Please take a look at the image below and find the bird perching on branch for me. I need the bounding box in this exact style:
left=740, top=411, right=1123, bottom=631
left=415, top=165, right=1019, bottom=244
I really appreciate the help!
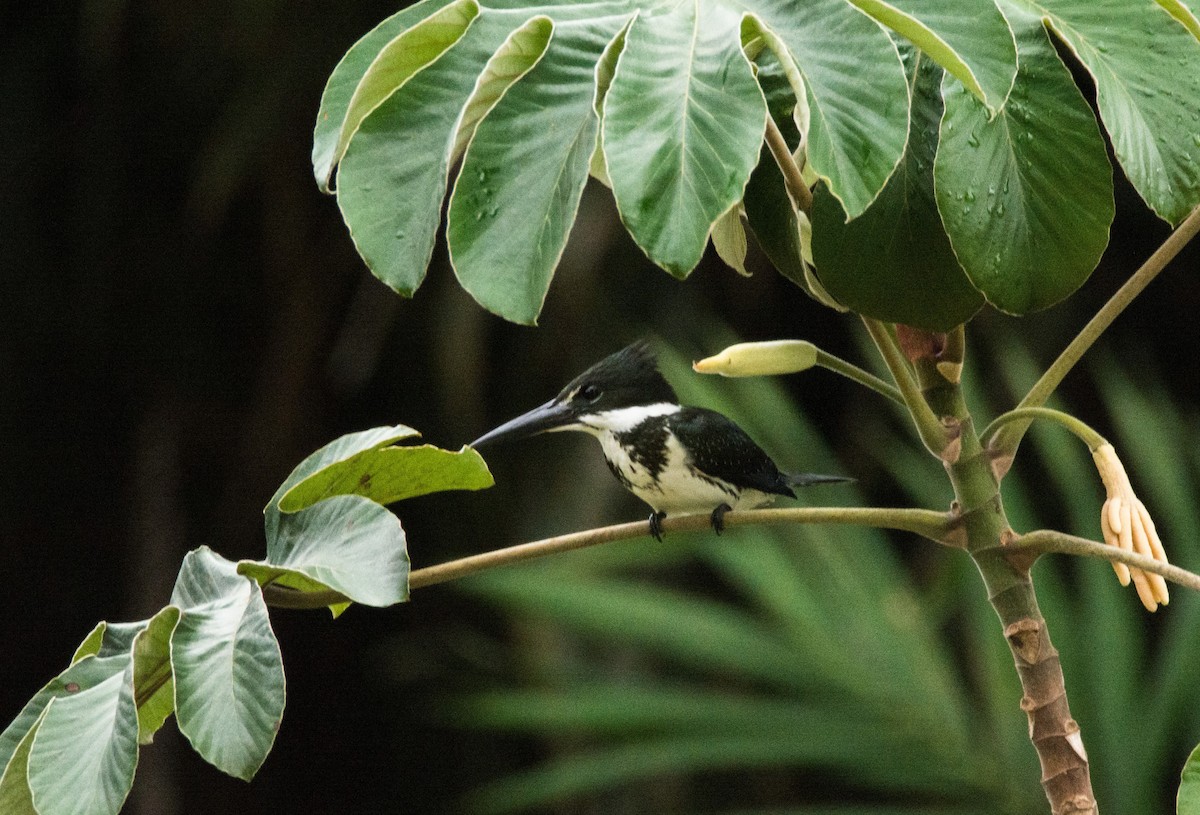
left=472, top=342, right=851, bottom=540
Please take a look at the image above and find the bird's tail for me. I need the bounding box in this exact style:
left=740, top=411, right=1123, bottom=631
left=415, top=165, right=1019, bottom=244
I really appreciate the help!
left=786, top=472, right=855, bottom=488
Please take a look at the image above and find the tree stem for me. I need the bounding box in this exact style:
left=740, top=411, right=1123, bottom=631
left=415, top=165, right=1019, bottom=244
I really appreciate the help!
left=907, top=349, right=1097, bottom=814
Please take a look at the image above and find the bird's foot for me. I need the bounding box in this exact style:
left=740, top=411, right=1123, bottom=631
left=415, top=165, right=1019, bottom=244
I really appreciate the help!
left=710, top=503, right=733, bottom=535
left=649, top=511, right=667, bottom=542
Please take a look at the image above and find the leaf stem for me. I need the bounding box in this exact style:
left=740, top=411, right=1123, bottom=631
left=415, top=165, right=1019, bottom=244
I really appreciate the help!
left=764, top=115, right=812, bottom=215
left=814, top=347, right=904, bottom=405
left=980, top=406, right=1107, bottom=452
left=993, top=203, right=1200, bottom=459
left=860, top=317, right=952, bottom=459
left=1015, top=529, right=1200, bottom=593
left=260, top=506, right=956, bottom=609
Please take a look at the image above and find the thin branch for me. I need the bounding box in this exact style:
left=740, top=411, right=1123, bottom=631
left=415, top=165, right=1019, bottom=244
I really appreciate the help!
left=980, top=406, right=1107, bottom=452
left=814, top=347, right=904, bottom=405
left=993, top=203, right=1200, bottom=457
left=261, top=506, right=956, bottom=609
left=1015, top=529, right=1200, bottom=594
left=411, top=506, right=956, bottom=589
left=764, top=116, right=813, bottom=215
left=860, top=317, right=952, bottom=460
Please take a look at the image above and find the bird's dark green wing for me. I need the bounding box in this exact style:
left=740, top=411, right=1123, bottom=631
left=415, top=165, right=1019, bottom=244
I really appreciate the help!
left=667, top=408, right=795, bottom=498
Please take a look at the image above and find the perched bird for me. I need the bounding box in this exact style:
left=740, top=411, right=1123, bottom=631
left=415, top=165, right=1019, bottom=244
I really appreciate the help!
left=471, top=341, right=851, bottom=540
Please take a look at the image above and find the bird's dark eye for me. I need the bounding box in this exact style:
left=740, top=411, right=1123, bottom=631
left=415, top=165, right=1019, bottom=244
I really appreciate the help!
left=579, top=384, right=602, bottom=402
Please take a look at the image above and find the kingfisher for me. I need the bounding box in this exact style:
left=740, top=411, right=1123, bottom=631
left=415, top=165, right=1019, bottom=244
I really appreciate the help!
left=471, top=341, right=851, bottom=540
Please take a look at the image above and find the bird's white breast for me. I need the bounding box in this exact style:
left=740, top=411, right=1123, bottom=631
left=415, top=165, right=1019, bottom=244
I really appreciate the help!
left=599, top=429, right=776, bottom=515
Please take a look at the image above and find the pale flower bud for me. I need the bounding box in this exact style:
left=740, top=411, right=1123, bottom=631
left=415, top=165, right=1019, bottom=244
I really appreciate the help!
left=693, top=341, right=819, bottom=377
left=1093, top=443, right=1170, bottom=612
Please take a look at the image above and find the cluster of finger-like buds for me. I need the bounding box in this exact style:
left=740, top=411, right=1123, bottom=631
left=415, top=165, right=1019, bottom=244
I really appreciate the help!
left=1093, top=442, right=1170, bottom=611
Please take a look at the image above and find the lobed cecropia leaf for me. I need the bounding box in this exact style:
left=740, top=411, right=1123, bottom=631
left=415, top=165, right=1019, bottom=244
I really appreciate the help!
left=254, top=426, right=491, bottom=613
left=0, top=656, right=140, bottom=815
left=244, top=495, right=411, bottom=610
left=320, top=0, right=481, bottom=192
left=935, top=0, right=1114, bottom=315
left=602, top=1, right=768, bottom=278
left=170, top=547, right=286, bottom=781
left=68, top=612, right=183, bottom=746
left=449, top=15, right=621, bottom=321
left=845, top=0, right=1017, bottom=112
left=325, top=0, right=1043, bottom=323
left=811, top=47, right=984, bottom=330
left=319, top=0, right=1200, bottom=326
left=313, top=0, right=461, bottom=192
left=336, top=13, right=541, bottom=299
left=26, top=655, right=139, bottom=815
left=1013, top=0, right=1200, bottom=226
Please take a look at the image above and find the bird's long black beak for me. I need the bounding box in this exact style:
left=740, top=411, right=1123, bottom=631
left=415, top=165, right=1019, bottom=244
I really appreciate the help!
left=471, top=399, right=579, bottom=449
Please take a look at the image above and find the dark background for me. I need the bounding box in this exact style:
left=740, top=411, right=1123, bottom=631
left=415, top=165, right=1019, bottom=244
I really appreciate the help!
left=3, top=2, right=1199, bottom=813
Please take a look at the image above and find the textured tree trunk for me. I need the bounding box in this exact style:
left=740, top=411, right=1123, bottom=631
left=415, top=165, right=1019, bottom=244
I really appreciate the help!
left=916, top=353, right=1097, bottom=814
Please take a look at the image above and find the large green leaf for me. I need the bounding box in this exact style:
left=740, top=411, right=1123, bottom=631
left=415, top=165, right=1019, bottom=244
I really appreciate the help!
left=336, top=12, right=547, bottom=297
left=27, top=655, right=138, bottom=815
left=312, top=0, right=459, bottom=191
left=276, top=440, right=491, bottom=513
left=268, top=425, right=419, bottom=507
left=322, top=0, right=1195, bottom=325
left=1017, top=0, right=1200, bottom=225
left=326, top=0, right=911, bottom=321
left=170, top=547, right=285, bottom=781
left=1, top=655, right=142, bottom=815
left=243, top=495, right=410, bottom=608
left=847, top=0, right=1016, bottom=110
left=603, top=0, right=766, bottom=276
left=70, top=622, right=108, bottom=664
left=1158, top=0, right=1200, bottom=40
left=74, top=611, right=183, bottom=747
left=811, top=47, right=983, bottom=330
left=254, top=427, right=488, bottom=611
left=324, top=0, right=480, bottom=186
left=935, top=1, right=1113, bottom=314
left=449, top=16, right=622, bottom=321
left=748, top=0, right=909, bottom=218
